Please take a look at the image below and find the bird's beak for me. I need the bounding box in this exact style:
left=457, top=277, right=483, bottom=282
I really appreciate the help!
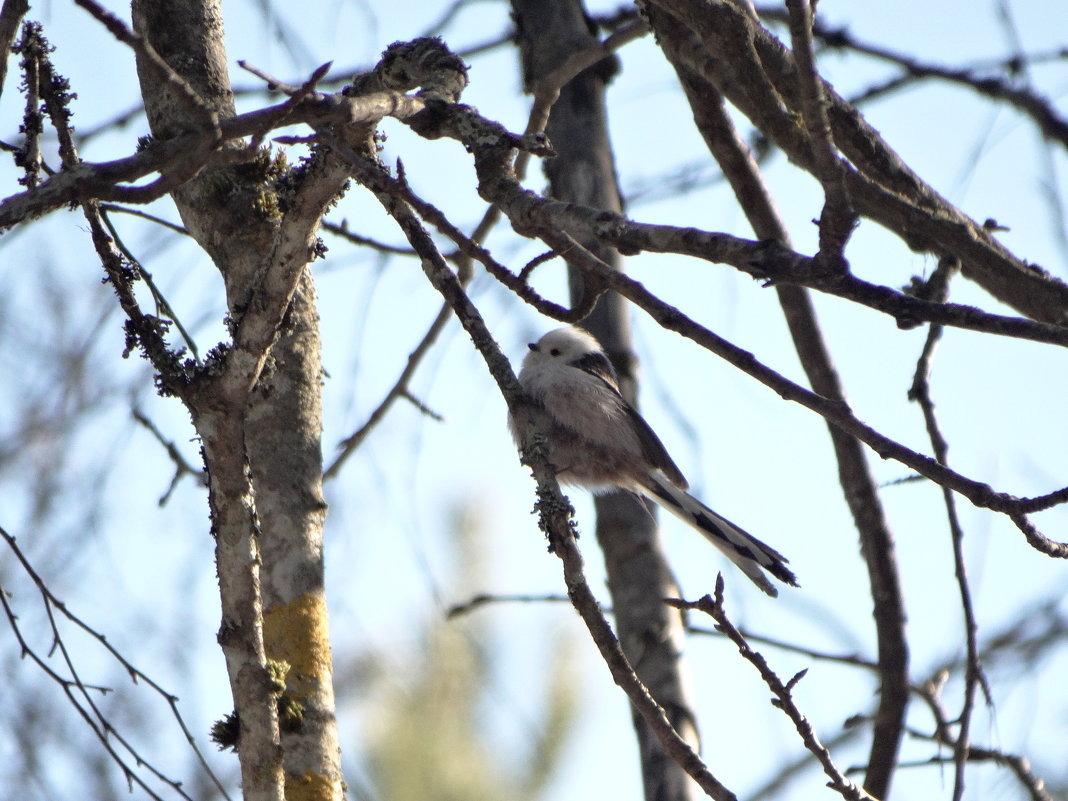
left=527, top=343, right=538, bottom=352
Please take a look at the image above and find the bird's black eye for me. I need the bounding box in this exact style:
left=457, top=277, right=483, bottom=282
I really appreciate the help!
left=549, top=347, right=561, bottom=357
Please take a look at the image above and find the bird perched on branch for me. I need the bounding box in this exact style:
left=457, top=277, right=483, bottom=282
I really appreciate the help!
left=510, top=326, right=797, bottom=597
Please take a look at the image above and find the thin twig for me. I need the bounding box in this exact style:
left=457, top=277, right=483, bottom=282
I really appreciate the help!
left=455, top=15, right=649, bottom=261
left=241, top=60, right=333, bottom=151
left=907, top=255, right=992, bottom=801
left=906, top=679, right=1053, bottom=801
left=74, top=0, right=219, bottom=134
left=324, top=302, right=452, bottom=479
left=325, top=142, right=596, bottom=323
left=445, top=592, right=571, bottom=619
left=132, top=408, right=207, bottom=504
left=98, top=208, right=200, bottom=360
left=516, top=18, right=649, bottom=181
left=237, top=59, right=300, bottom=93
left=322, top=219, right=414, bottom=255
left=399, top=388, right=443, bottom=421
left=784, top=0, right=855, bottom=267
left=670, top=583, right=872, bottom=800
left=0, top=525, right=232, bottom=801
left=98, top=203, right=189, bottom=235
left=773, top=5, right=1068, bottom=146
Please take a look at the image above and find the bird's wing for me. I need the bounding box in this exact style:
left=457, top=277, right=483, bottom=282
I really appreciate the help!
left=569, top=352, right=689, bottom=489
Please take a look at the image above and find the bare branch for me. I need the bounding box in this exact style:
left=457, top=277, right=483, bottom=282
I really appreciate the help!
left=98, top=203, right=189, bottom=234
left=132, top=407, right=208, bottom=504
left=0, top=524, right=231, bottom=801
left=784, top=0, right=855, bottom=267
left=647, top=0, right=1068, bottom=325
left=908, top=677, right=1054, bottom=801
left=661, top=53, right=908, bottom=796
left=515, top=16, right=649, bottom=180
left=237, top=59, right=302, bottom=94
left=906, top=255, right=994, bottom=801
left=763, top=4, right=1068, bottom=148
left=321, top=219, right=414, bottom=255
left=446, top=592, right=570, bottom=619
left=325, top=301, right=454, bottom=480
left=15, top=21, right=196, bottom=398
left=98, top=208, right=201, bottom=359
left=352, top=89, right=1068, bottom=557
left=74, top=0, right=220, bottom=134
left=670, top=585, right=871, bottom=801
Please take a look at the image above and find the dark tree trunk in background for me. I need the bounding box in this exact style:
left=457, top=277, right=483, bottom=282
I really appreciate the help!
left=513, top=3, right=701, bottom=799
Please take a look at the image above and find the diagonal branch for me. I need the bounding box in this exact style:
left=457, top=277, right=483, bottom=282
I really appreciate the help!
left=354, top=155, right=739, bottom=801
left=761, top=4, right=1068, bottom=148
left=660, top=54, right=907, bottom=797
left=514, top=16, right=648, bottom=182
left=74, top=0, right=220, bottom=133
left=325, top=301, right=454, bottom=479
left=646, top=0, right=1068, bottom=325
left=132, top=407, right=208, bottom=504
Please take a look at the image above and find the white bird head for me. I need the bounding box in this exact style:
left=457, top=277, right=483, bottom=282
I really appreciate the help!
left=522, top=326, right=604, bottom=371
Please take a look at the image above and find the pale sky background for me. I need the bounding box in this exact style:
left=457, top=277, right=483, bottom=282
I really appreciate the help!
left=0, top=1, right=1066, bottom=800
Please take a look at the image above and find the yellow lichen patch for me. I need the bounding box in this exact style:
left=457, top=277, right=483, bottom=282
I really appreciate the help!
left=284, top=770, right=338, bottom=801
left=263, top=591, right=333, bottom=696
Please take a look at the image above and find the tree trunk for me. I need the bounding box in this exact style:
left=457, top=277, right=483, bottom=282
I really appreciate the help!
left=130, top=2, right=345, bottom=798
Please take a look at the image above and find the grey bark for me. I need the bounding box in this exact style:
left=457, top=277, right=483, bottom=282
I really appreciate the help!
left=645, top=0, right=1068, bottom=326
left=130, top=2, right=345, bottom=798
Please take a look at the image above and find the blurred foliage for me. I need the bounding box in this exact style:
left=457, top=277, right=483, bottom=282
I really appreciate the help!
left=354, top=503, right=578, bottom=801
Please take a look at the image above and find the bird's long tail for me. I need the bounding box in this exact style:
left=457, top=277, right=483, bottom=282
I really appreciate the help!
left=638, top=472, right=798, bottom=597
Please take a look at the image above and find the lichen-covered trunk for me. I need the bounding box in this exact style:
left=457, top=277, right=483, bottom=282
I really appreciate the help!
left=130, top=2, right=343, bottom=799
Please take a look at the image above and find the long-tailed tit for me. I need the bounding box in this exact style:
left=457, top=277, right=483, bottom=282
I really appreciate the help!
left=510, top=326, right=797, bottom=597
